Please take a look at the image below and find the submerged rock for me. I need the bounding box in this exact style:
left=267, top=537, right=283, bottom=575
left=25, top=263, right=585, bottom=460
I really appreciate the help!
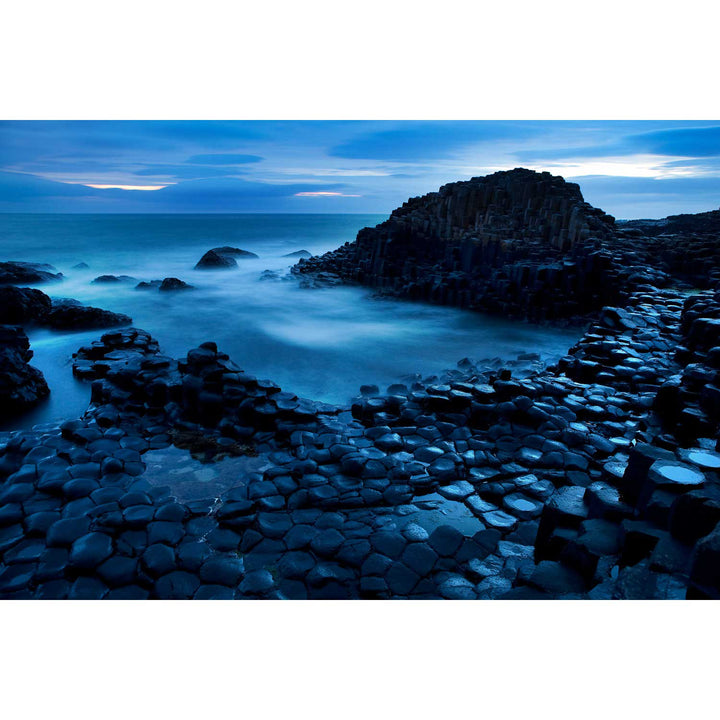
left=194, top=250, right=238, bottom=270
left=283, top=250, right=312, bottom=258
left=211, top=246, right=259, bottom=259
left=91, top=275, right=136, bottom=284
left=159, top=277, right=194, bottom=292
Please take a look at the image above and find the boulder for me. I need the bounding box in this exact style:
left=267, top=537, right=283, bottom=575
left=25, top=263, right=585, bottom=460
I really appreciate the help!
left=159, top=277, right=194, bottom=291
left=194, top=250, right=238, bottom=270
left=210, top=246, right=259, bottom=259
left=0, top=286, right=52, bottom=324
left=0, top=325, right=50, bottom=415
left=0, top=261, right=63, bottom=285
left=47, top=302, right=132, bottom=330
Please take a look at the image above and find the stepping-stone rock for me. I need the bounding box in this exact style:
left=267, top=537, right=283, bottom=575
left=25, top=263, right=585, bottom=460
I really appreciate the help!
left=527, top=560, right=586, bottom=595
left=155, top=571, right=201, bottom=599
left=502, top=493, right=543, bottom=519
left=199, top=557, right=244, bottom=586
left=141, top=543, right=176, bottom=578
left=147, top=521, right=185, bottom=546
left=385, top=562, right=420, bottom=595
left=402, top=522, right=429, bottom=542
left=400, top=542, right=437, bottom=577
left=97, top=556, right=138, bottom=587
left=68, top=577, right=109, bottom=600
left=277, top=551, right=315, bottom=579
left=239, top=569, right=275, bottom=595
left=69, top=532, right=114, bottom=570
left=206, top=528, right=241, bottom=552
left=370, top=531, right=406, bottom=559
left=429, top=525, right=464, bottom=557
left=310, top=528, right=345, bottom=558
left=437, top=480, right=474, bottom=501
left=483, top=510, right=518, bottom=531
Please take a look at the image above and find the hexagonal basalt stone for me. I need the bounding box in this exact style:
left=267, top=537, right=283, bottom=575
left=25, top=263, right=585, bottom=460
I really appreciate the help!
left=147, top=521, right=185, bottom=547
left=401, top=542, right=438, bottom=577
left=256, top=513, right=293, bottom=539
left=0, top=563, right=36, bottom=594
left=385, top=562, right=420, bottom=595
left=239, top=569, right=275, bottom=595
left=154, top=502, right=188, bottom=523
left=483, top=510, right=518, bottom=531
left=203, top=528, right=239, bottom=552
left=310, top=528, right=345, bottom=558
left=122, top=505, right=156, bottom=528
left=370, top=531, right=406, bottom=559
left=155, top=571, right=201, bottom=599
left=199, top=557, right=244, bottom=586
left=437, top=481, right=474, bottom=501
left=502, top=493, right=543, bottom=519
left=429, top=525, right=464, bottom=557
left=46, top=516, right=91, bottom=547
left=277, top=551, right=315, bottom=580
left=97, top=556, right=139, bottom=587
left=401, top=522, right=429, bottom=543
left=68, top=577, right=109, bottom=600
left=141, top=543, right=177, bottom=578
left=69, top=532, right=114, bottom=570
left=285, top=524, right=318, bottom=550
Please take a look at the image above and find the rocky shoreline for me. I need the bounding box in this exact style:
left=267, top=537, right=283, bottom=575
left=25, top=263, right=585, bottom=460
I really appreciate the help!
left=2, top=168, right=720, bottom=599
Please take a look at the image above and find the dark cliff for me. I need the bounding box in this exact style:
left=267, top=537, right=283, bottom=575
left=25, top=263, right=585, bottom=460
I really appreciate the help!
left=294, top=168, right=719, bottom=322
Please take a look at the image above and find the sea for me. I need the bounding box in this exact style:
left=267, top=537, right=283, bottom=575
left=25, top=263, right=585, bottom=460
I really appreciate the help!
left=0, top=213, right=583, bottom=430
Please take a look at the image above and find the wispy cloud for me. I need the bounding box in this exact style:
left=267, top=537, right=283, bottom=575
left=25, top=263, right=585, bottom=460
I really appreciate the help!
left=294, top=191, right=362, bottom=197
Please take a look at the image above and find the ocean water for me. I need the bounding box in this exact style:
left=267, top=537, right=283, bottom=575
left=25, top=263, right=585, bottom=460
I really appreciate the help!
left=0, top=213, right=583, bottom=430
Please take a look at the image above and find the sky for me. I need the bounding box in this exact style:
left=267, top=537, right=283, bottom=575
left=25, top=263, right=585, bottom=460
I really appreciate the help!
left=0, top=120, right=719, bottom=218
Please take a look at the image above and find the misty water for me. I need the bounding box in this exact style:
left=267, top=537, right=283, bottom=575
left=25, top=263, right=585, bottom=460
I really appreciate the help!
left=1, top=214, right=583, bottom=431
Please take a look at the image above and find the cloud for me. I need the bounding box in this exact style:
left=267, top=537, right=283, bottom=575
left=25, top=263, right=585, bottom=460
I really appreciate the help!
left=186, top=153, right=263, bottom=165
left=628, top=126, right=720, bottom=158
left=329, top=121, right=543, bottom=162
left=131, top=164, right=243, bottom=179
left=294, top=191, right=362, bottom=197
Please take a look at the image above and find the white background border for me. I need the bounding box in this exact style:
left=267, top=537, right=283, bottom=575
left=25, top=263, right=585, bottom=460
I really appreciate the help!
left=2, top=1, right=719, bottom=718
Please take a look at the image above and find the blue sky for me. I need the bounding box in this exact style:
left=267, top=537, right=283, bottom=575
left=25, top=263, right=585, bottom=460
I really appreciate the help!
left=0, top=121, right=718, bottom=218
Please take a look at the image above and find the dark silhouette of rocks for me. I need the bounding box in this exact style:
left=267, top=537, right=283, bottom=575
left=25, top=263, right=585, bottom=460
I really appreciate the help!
left=0, top=286, right=52, bottom=324
left=135, top=280, right=162, bottom=290
left=91, top=274, right=136, bottom=284
left=0, top=325, right=49, bottom=416
left=159, top=277, right=194, bottom=291
left=293, top=168, right=718, bottom=322
left=46, top=302, right=132, bottom=330
left=0, top=261, right=63, bottom=285
left=283, top=250, right=312, bottom=258
left=194, top=250, right=238, bottom=270
left=211, top=246, right=259, bottom=259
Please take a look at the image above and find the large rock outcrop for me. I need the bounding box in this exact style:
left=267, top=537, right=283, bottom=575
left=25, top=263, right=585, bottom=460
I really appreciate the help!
left=0, top=325, right=50, bottom=416
left=294, top=168, right=720, bottom=322
left=294, top=168, right=628, bottom=322
left=0, top=261, right=63, bottom=285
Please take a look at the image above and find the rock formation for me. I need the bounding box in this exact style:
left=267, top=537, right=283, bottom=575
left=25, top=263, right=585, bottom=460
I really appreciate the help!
left=0, top=261, right=63, bottom=285
left=0, top=325, right=50, bottom=416
left=293, top=168, right=719, bottom=323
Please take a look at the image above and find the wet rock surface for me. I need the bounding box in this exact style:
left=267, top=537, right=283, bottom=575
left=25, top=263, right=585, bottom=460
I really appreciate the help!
left=3, top=281, right=720, bottom=599
left=3, top=171, right=720, bottom=599
left=0, top=326, right=50, bottom=417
